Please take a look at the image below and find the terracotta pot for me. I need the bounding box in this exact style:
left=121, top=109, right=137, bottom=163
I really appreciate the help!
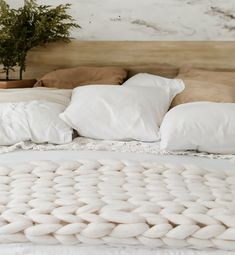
left=0, top=79, right=37, bottom=89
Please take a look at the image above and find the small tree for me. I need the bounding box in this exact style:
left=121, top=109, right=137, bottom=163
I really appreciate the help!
left=0, top=1, right=18, bottom=80
left=0, top=0, right=80, bottom=80
left=0, top=36, right=18, bottom=80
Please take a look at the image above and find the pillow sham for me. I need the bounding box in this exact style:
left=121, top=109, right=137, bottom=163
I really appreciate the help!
left=60, top=83, right=183, bottom=142
left=35, top=66, right=128, bottom=89
left=160, top=102, right=235, bottom=154
left=0, top=88, right=72, bottom=106
left=123, top=73, right=185, bottom=97
left=177, top=68, right=235, bottom=86
left=172, top=68, right=235, bottom=107
left=0, top=100, right=73, bottom=146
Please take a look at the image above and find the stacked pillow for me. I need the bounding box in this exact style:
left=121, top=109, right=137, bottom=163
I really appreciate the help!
left=1, top=67, right=234, bottom=155
left=60, top=73, right=184, bottom=141
left=0, top=66, right=127, bottom=146
left=162, top=68, right=235, bottom=154
left=0, top=73, right=184, bottom=145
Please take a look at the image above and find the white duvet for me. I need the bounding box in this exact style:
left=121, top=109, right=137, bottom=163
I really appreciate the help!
left=0, top=100, right=73, bottom=145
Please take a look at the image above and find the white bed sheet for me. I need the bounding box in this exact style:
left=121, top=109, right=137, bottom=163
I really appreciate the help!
left=0, top=149, right=234, bottom=171
left=0, top=244, right=233, bottom=255
left=0, top=149, right=234, bottom=255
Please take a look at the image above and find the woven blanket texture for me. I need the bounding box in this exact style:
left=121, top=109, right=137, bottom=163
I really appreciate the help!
left=0, top=159, right=235, bottom=251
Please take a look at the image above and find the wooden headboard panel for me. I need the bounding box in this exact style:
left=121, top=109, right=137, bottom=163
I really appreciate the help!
left=3, top=41, right=235, bottom=79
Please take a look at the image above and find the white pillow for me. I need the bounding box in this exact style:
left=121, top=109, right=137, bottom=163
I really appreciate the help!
left=60, top=84, right=183, bottom=142
left=123, top=73, right=185, bottom=98
left=160, top=102, right=235, bottom=154
left=0, top=100, right=73, bottom=145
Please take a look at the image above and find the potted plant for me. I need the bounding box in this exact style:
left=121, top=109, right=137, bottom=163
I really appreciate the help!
left=0, top=0, right=80, bottom=88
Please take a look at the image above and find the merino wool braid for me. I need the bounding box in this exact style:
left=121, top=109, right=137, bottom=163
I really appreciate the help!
left=0, top=160, right=235, bottom=250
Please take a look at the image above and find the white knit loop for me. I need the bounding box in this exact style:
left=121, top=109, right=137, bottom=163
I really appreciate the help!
left=186, top=213, right=220, bottom=225
left=110, top=223, right=149, bottom=238
left=165, top=225, right=200, bottom=239
left=26, top=234, right=59, bottom=245
left=139, top=236, right=164, bottom=247
left=29, top=199, right=55, bottom=209
left=101, top=204, right=136, bottom=213
left=53, top=234, right=79, bottom=245
left=55, top=223, right=86, bottom=235
left=76, top=203, right=104, bottom=214
left=76, top=234, right=104, bottom=245
left=186, top=237, right=213, bottom=249
left=0, top=233, right=28, bottom=243
left=143, top=224, right=172, bottom=238
left=79, top=213, right=107, bottom=223
left=214, top=215, right=235, bottom=227
left=217, top=228, right=235, bottom=241
left=134, top=204, right=161, bottom=214
left=163, top=214, right=195, bottom=225
left=0, top=221, right=32, bottom=235
left=212, top=239, right=235, bottom=251
left=52, top=206, right=78, bottom=215
left=194, top=225, right=226, bottom=239
left=54, top=214, right=82, bottom=223
left=160, top=205, right=185, bottom=214
left=101, top=210, right=145, bottom=224
left=141, top=214, right=168, bottom=225
left=27, top=211, right=60, bottom=224
left=82, top=223, right=115, bottom=238
left=24, top=224, right=62, bottom=236
left=0, top=159, right=234, bottom=250
left=6, top=205, right=30, bottom=214
left=2, top=211, right=29, bottom=222
left=163, top=237, right=189, bottom=248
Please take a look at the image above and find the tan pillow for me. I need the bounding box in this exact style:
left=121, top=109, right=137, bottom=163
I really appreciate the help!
left=35, top=66, right=128, bottom=89
left=172, top=68, right=235, bottom=107
left=177, top=68, right=235, bottom=87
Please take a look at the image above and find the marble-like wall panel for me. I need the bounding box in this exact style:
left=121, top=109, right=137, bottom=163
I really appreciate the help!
left=7, top=0, right=235, bottom=40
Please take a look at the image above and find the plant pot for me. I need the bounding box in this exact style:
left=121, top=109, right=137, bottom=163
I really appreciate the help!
left=0, top=79, right=37, bottom=89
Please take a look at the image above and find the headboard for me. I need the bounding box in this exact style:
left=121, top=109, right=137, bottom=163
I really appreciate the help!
left=2, top=41, right=235, bottom=80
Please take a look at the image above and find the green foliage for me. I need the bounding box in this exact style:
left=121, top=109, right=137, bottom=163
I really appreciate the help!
left=0, top=0, right=80, bottom=80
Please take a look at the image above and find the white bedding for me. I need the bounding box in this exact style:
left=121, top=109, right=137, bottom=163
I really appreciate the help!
left=0, top=149, right=234, bottom=255
left=1, top=138, right=235, bottom=163
left=0, top=244, right=233, bottom=255
left=0, top=149, right=234, bottom=171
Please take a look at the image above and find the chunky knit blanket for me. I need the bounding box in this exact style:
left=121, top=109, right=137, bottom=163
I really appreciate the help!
left=0, top=160, right=235, bottom=251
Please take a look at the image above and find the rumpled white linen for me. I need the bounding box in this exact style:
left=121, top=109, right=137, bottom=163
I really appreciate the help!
left=0, top=137, right=234, bottom=163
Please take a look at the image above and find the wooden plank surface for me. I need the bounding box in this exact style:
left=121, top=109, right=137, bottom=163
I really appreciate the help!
left=1, top=41, right=235, bottom=80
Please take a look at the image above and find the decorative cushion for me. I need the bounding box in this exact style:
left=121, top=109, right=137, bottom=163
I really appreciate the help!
left=177, top=68, right=235, bottom=86
left=172, top=68, right=235, bottom=107
left=35, top=66, right=128, bottom=89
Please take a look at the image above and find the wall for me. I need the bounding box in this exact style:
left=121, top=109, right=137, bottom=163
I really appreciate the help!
left=7, top=0, right=235, bottom=40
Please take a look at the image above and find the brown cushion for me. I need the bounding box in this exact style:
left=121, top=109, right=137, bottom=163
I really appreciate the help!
left=177, top=68, right=235, bottom=86
left=35, top=66, right=128, bottom=89
left=171, top=68, right=235, bottom=107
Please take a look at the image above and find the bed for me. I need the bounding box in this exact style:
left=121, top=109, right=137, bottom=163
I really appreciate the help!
left=0, top=41, right=235, bottom=255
